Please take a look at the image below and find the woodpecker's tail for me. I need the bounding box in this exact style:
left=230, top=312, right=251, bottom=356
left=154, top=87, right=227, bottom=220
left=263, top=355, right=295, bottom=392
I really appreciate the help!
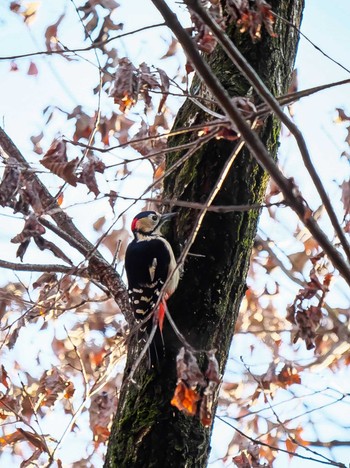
left=136, top=300, right=168, bottom=368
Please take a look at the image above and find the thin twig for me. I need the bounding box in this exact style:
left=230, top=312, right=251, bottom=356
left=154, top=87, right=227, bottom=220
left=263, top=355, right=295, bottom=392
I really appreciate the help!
left=64, top=327, right=90, bottom=399
left=216, top=416, right=347, bottom=467
left=112, top=195, right=286, bottom=212
left=273, top=12, right=350, bottom=75
left=0, top=23, right=166, bottom=61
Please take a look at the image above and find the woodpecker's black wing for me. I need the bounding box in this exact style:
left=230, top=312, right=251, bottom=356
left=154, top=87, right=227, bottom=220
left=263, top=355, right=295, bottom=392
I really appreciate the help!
left=125, top=237, right=171, bottom=320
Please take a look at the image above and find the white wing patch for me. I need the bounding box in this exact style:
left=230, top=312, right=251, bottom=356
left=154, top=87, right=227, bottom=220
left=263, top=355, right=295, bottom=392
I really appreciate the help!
left=149, top=257, right=157, bottom=282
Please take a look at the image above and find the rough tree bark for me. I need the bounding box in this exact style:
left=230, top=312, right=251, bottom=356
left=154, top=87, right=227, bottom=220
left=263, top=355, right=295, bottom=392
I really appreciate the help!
left=105, top=1, right=305, bottom=467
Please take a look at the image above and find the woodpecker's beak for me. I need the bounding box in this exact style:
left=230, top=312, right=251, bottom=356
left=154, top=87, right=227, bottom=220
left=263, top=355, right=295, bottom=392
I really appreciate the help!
left=159, top=212, right=177, bottom=226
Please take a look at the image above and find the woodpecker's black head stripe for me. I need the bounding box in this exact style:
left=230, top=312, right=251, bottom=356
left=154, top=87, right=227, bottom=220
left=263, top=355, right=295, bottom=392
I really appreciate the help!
left=134, top=211, right=157, bottom=220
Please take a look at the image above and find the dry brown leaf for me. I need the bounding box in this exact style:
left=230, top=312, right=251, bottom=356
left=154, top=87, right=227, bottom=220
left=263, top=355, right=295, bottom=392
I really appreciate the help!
left=44, top=14, right=65, bottom=51
left=11, top=214, right=46, bottom=244
left=0, top=430, right=24, bottom=447
left=57, top=191, right=64, bottom=206
left=34, top=236, right=73, bottom=265
left=10, top=2, right=21, bottom=13
left=277, top=364, right=301, bottom=387
left=0, top=157, right=21, bottom=208
left=130, top=120, right=152, bottom=156
left=345, top=127, right=350, bottom=146
left=93, top=216, right=106, bottom=232
left=340, top=180, right=350, bottom=216
left=0, top=365, right=9, bottom=390
left=10, top=60, right=19, bottom=71
left=79, top=155, right=105, bottom=197
left=30, top=132, right=44, bottom=155
left=232, top=452, right=251, bottom=468
left=22, top=2, right=39, bottom=24
left=157, top=68, right=170, bottom=113
left=20, top=449, right=42, bottom=467
left=89, top=391, right=117, bottom=443
left=108, top=190, right=118, bottom=213
left=27, top=61, right=38, bottom=76
left=285, top=438, right=297, bottom=455
left=114, top=114, right=135, bottom=145
left=32, top=272, right=58, bottom=289
left=17, top=428, right=47, bottom=453
left=64, top=381, right=75, bottom=399
left=41, top=139, right=78, bottom=186
left=102, top=228, right=130, bottom=261
left=171, top=381, right=200, bottom=416
left=37, top=368, right=72, bottom=408
left=100, top=0, right=120, bottom=9
left=160, top=37, right=178, bottom=59
left=287, top=69, right=298, bottom=95
left=205, top=350, right=220, bottom=383
left=335, top=108, right=350, bottom=123
left=288, top=250, right=309, bottom=272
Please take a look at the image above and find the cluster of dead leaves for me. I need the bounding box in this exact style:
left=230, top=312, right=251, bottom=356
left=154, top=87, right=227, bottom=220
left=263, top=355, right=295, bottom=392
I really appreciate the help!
left=287, top=261, right=332, bottom=350
left=185, top=0, right=276, bottom=59
left=40, top=138, right=108, bottom=197
left=226, top=0, right=277, bottom=41
left=89, top=390, right=118, bottom=444
left=171, top=347, right=220, bottom=427
left=10, top=213, right=72, bottom=263
left=255, top=362, right=301, bottom=396
left=129, top=119, right=168, bottom=164
left=109, top=58, right=170, bottom=113
left=233, top=443, right=271, bottom=468
left=0, top=272, right=124, bottom=464
left=0, top=365, right=74, bottom=462
left=78, top=0, right=121, bottom=43
left=0, top=156, right=75, bottom=261
left=43, top=106, right=136, bottom=146
left=187, top=1, right=224, bottom=54
left=0, top=366, right=115, bottom=462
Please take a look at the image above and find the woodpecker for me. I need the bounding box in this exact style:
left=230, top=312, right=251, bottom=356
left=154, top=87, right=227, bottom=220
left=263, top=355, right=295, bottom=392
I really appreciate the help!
left=125, top=211, right=179, bottom=335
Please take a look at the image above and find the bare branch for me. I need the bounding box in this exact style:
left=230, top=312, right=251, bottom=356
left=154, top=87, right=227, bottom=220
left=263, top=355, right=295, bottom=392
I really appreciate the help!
left=0, top=259, right=84, bottom=275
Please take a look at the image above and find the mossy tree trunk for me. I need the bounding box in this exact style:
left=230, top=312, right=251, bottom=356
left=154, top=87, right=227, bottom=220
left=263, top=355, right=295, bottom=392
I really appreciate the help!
left=105, top=1, right=304, bottom=467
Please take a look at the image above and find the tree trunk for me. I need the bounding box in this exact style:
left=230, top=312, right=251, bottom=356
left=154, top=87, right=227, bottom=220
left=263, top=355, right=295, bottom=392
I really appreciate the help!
left=105, top=1, right=305, bottom=466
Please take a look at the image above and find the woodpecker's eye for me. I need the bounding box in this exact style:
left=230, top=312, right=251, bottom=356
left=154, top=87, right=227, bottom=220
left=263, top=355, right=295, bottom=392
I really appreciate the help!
left=151, top=214, right=158, bottom=221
